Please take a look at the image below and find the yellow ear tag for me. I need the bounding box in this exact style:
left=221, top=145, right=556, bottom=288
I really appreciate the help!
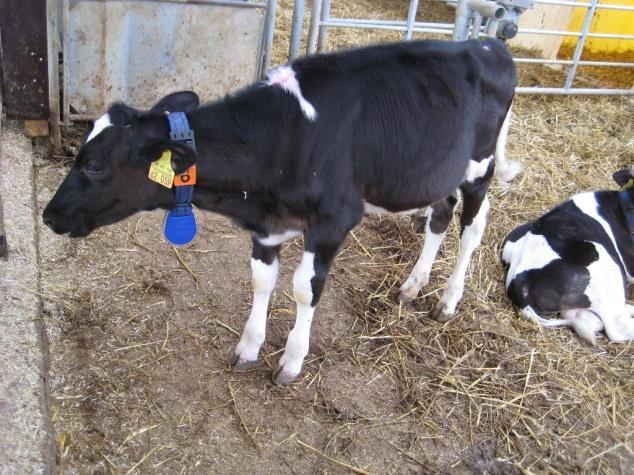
left=622, top=178, right=634, bottom=191
left=148, top=150, right=175, bottom=188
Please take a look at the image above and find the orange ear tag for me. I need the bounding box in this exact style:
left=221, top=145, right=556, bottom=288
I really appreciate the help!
left=174, top=165, right=197, bottom=187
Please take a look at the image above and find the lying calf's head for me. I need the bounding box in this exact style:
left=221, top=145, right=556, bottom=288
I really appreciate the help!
left=43, top=92, right=200, bottom=237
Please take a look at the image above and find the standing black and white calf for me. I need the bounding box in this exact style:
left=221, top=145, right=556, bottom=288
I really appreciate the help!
left=501, top=167, right=634, bottom=344
left=43, top=39, right=517, bottom=383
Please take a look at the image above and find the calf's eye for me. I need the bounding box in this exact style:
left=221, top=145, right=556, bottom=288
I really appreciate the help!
left=84, top=163, right=102, bottom=175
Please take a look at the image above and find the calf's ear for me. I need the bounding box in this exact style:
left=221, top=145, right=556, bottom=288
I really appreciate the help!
left=140, top=139, right=197, bottom=174
left=613, top=169, right=634, bottom=188
left=108, top=103, right=141, bottom=126
left=150, top=91, right=200, bottom=114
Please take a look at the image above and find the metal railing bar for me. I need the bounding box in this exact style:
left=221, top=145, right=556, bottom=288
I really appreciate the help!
left=564, top=0, right=597, bottom=89
left=289, top=0, right=305, bottom=60
left=322, top=20, right=454, bottom=35
left=127, top=0, right=268, bottom=7
left=515, top=58, right=634, bottom=68
left=69, top=114, right=98, bottom=121
left=306, top=0, right=322, bottom=54
left=322, top=19, right=634, bottom=41
left=317, top=0, right=331, bottom=51
left=329, top=18, right=455, bottom=29
left=516, top=87, right=634, bottom=95
left=405, top=0, right=420, bottom=41
left=517, top=27, right=634, bottom=40
left=261, top=0, right=277, bottom=73
left=532, top=0, right=634, bottom=12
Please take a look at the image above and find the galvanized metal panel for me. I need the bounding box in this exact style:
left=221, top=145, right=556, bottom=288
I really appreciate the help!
left=67, top=0, right=266, bottom=115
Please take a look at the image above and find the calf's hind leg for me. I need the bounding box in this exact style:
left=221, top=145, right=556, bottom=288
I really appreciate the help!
left=433, top=165, right=493, bottom=322
left=399, top=195, right=458, bottom=303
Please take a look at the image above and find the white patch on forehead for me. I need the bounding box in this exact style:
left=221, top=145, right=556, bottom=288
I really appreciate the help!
left=85, top=114, right=113, bottom=142
left=266, top=65, right=317, bottom=121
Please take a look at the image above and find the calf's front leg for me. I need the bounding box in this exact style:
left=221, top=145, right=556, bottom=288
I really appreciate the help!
left=230, top=239, right=280, bottom=370
left=273, top=215, right=357, bottom=384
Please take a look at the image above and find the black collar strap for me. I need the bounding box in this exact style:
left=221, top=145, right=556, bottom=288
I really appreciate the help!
left=618, top=189, right=634, bottom=246
left=163, top=112, right=197, bottom=246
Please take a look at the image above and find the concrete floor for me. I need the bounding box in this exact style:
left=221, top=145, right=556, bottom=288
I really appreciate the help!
left=0, top=121, right=54, bottom=473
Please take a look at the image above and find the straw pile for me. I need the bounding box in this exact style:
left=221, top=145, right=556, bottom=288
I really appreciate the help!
left=37, top=1, right=633, bottom=473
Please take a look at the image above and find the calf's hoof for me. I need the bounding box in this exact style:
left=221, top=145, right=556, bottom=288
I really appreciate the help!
left=272, top=365, right=299, bottom=385
left=229, top=352, right=258, bottom=372
left=398, top=291, right=416, bottom=307
left=399, top=275, right=428, bottom=304
left=432, top=303, right=454, bottom=323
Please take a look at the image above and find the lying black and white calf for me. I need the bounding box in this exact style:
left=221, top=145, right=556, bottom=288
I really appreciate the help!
left=501, top=167, right=634, bottom=344
left=43, top=39, right=518, bottom=383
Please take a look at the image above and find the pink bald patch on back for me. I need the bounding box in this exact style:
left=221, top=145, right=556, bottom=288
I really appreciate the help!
left=266, top=66, right=317, bottom=121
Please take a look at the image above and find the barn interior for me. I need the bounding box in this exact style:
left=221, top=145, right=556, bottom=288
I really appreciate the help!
left=1, top=0, right=633, bottom=473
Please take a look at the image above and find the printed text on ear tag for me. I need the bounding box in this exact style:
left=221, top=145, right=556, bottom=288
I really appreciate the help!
left=174, top=165, right=197, bottom=187
left=148, top=150, right=175, bottom=188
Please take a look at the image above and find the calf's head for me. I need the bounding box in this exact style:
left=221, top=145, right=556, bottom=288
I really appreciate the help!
left=43, top=92, right=200, bottom=237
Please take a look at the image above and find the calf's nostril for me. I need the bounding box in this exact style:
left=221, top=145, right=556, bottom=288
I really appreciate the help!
left=42, top=213, right=55, bottom=229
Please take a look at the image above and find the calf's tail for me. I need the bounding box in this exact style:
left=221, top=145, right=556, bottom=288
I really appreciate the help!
left=494, top=105, right=522, bottom=185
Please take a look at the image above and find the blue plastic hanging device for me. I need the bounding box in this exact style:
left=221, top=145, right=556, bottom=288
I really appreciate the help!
left=164, top=112, right=197, bottom=246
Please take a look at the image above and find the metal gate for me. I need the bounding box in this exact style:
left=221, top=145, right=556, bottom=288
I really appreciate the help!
left=289, top=0, right=634, bottom=96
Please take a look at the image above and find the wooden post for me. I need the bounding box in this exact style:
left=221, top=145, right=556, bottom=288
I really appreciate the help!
left=0, top=193, right=7, bottom=259
left=47, top=0, right=62, bottom=153
left=0, top=78, right=7, bottom=259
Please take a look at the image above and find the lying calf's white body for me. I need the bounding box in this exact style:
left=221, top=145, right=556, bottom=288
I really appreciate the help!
left=501, top=169, right=634, bottom=344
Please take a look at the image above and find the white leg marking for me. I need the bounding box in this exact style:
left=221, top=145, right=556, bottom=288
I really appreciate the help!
left=363, top=202, right=420, bottom=215
left=464, top=155, right=494, bottom=183
left=494, top=107, right=522, bottom=184
left=266, top=65, right=317, bottom=121
left=437, top=195, right=490, bottom=319
left=233, top=257, right=279, bottom=366
left=256, top=229, right=302, bottom=247
left=85, top=113, right=112, bottom=142
left=400, top=207, right=446, bottom=301
left=276, top=252, right=316, bottom=383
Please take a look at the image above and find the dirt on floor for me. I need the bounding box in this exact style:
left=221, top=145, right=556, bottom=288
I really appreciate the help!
left=33, top=1, right=634, bottom=473
left=36, top=94, right=634, bottom=475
